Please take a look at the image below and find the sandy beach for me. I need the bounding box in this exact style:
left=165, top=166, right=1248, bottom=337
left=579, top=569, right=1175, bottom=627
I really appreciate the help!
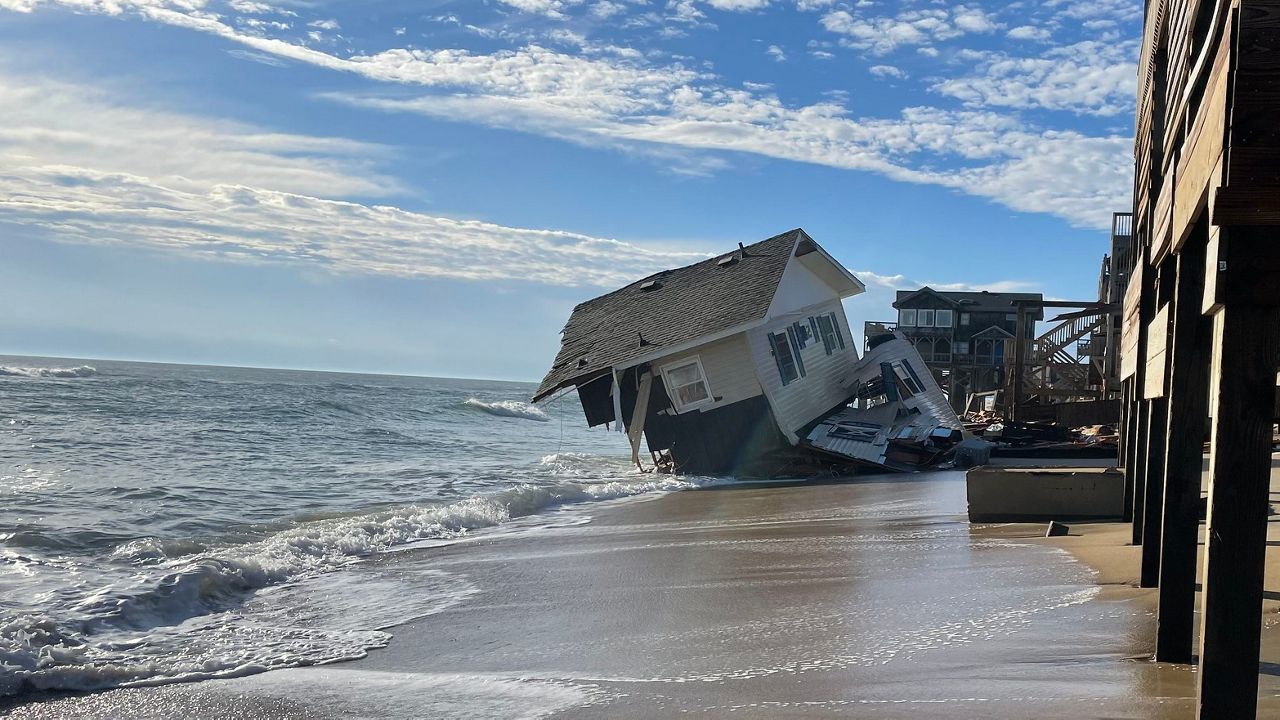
left=11, top=468, right=1280, bottom=719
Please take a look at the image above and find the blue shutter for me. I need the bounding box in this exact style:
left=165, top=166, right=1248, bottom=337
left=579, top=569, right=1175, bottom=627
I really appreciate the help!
left=787, top=327, right=806, bottom=377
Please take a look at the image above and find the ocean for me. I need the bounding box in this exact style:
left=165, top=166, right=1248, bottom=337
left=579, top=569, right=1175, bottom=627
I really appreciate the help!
left=0, top=356, right=708, bottom=698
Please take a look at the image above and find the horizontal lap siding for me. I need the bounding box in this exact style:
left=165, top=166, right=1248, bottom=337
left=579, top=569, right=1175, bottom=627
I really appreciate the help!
left=749, top=299, right=860, bottom=442
left=656, top=333, right=763, bottom=412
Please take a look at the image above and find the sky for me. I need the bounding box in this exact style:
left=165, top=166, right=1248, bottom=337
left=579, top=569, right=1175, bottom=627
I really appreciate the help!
left=0, top=0, right=1139, bottom=381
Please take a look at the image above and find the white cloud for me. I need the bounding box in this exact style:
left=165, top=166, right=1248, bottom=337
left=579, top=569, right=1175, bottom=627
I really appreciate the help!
left=704, top=0, right=769, bottom=10
left=821, top=5, right=999, bottom=55
left=590, top=0, right=625, bottom=18
left=1007, top=25, right=1051, bottom=41
left=0, top=71, right=393, bottom=198
left=307, top=18, right=338, bottom=30
left=766, top=44, right=786, bottom=61
left=869, top=64, right=906, bottom=79
left=932, top=40, right=1139, bottom=116
left=2, top=167, right=704, bottom=288
left=0, top=72, right=706, bottom=288
left=494, top=0, right=581, bottom=18
left=794, top=0, right=831, bottom=11
left=1, top=0, right=1134, bottom=229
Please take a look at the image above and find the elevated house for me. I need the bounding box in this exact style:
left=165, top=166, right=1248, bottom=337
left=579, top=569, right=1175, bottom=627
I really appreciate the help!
left=533, top=229, right=964, bottom=475
left=865, top=288, right=1044, bottom=412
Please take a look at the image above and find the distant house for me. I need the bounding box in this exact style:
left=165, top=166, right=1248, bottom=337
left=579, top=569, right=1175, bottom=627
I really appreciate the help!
left=867, top=288, right=1044, bottom=412
left=532, top=229, right=866, bottom=475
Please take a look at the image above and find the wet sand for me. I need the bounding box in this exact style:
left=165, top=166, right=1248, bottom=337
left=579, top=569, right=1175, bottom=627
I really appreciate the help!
left=9, top=471, right=1275, bottom=718
left=1029, top=458, right=1280, bottom=714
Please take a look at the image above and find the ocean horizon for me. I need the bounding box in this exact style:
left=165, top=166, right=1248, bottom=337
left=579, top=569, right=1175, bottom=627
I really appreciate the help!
left=1, top=353, right=715, bottom=698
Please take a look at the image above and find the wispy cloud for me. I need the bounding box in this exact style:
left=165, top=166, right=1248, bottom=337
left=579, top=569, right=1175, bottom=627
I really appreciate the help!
left=933, top=40, right=1139, bottom=116
left=0, top=71, right=706, bottom=288
left=0, top=0, right=1134, bottom=231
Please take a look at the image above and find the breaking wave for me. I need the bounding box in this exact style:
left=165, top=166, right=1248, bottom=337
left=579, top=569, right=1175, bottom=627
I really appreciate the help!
left=0, top=472, right=724, bottom=697
left=463, top=398, right=550, bottom=422
left=0, top=365, right=96, bottom=379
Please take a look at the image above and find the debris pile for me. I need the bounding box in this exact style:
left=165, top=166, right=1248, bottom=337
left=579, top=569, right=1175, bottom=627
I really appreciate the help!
left=957, top=413, right=1119, bottom=458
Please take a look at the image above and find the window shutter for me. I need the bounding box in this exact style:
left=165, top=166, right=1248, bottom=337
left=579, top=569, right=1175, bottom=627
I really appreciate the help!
left=829, top=312, right=845, bottom=349
left=787, top=327, right=806, bottom=377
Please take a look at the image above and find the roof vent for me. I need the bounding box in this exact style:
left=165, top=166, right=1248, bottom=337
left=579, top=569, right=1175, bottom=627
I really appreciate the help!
left=577, top=358, right=589, bottom=368
left=637, top=332, right=651, bottom=347
left=738, top=241, right=749, bottom=258
left=639, top=280, right=661, bottom=291
left=717, top=255, right=737, bottom=267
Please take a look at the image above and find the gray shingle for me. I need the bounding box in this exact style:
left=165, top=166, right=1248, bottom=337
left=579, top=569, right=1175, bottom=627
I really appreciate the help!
left=532, top=229, right=803, bottom=402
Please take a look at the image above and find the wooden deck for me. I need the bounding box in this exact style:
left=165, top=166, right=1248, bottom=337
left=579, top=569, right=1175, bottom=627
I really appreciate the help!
left=1123, top=2, right=1280, bottom=717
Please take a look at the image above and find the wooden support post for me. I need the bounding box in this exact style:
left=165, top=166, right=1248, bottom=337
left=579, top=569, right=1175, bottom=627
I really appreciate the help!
left=1196, top=305, right=1280, bottom=720
left=1140, top=396, right=1168, bottom=586
left=1131, top=398, right=1149, bottom=546
left=1121, top=380, right=1137, bottom=522
left=1011, top=307, right=1027, bottom=421
left=1130, top=258, right=1157, bottom=546
left=1155, top=238, right=1211, bottom=663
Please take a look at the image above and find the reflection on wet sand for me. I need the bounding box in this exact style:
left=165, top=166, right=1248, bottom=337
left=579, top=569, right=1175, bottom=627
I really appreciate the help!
left=11, top=472, right=1280, bottom=718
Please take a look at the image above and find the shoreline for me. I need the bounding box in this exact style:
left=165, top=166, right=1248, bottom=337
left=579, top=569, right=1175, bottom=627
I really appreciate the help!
left=7, top=471, right=1262, bottom=719
left=989, top=457, right=1280, bottom=714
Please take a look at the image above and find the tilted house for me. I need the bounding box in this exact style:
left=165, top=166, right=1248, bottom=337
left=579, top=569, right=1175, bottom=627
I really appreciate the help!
left=532, top=229, right=866, bottom=475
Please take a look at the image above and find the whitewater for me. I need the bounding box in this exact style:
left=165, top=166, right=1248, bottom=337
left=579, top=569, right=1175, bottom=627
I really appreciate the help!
left=0, top=356, right=719, bottom=698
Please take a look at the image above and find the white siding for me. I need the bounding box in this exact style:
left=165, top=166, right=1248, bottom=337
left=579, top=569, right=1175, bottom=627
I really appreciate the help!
left=749, top=298, right=861, bottom=442
left=654, top=333, right=763, bottom=414
left=767, top=255, right=836, bottom=317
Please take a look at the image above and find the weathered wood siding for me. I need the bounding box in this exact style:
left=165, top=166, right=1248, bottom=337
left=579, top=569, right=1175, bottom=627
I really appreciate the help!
left=654, top=332, right=764, bottom=413
left=748, top=298, right=858, bottom=442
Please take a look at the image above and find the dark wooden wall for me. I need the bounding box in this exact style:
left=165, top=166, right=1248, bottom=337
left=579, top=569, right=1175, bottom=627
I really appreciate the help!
left=1124, top=2, right=1280, bottom=718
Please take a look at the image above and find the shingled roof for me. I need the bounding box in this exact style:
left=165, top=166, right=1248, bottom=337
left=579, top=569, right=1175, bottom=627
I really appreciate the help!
left=894, top=287, right=1045, bottom=320
left=532, top=229, right=805, bottom=402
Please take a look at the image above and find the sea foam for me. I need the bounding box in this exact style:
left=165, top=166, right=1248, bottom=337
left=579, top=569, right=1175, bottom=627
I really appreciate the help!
left=463, top=398, right=550, bottom=422
left=0, top=472, right=723, bottom=697
left=0, top=365, right=96, bottom=378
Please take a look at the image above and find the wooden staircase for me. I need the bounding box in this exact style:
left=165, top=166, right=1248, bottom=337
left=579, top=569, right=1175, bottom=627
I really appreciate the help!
left=1020, top=310, right=1108, bottom=401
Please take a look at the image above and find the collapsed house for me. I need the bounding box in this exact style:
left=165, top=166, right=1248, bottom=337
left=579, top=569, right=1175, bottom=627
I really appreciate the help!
left=531, top=229, right=965, bottom=476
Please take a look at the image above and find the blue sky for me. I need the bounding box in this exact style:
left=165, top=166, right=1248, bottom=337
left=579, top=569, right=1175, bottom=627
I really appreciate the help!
left=0, top=0, right=1139, bottom=381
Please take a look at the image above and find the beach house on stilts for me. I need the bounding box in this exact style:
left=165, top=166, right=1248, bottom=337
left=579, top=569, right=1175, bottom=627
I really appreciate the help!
left=532, top=229, right=965, bottom=476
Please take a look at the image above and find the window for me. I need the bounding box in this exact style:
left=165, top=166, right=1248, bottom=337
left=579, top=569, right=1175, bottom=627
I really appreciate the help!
left=1005, top=313, right=1017, bottom=322
left=935, top=309, right=954, bottom=328
left=769, top=328, right=806, bottom=385
left=919, top=309, right=935, bottom=327
left=817, top=313, right=846, bottom=355
left=955, top=340, right=970, bottom=355
left=829, top=312, right=846, bottom=349
left=960, top=313, right=970, bottom=326
left=662, top=357, right=713, bottom=412
left=899, top=308, right=917, bottom=326
left=792, top=321, right=813, bottom=348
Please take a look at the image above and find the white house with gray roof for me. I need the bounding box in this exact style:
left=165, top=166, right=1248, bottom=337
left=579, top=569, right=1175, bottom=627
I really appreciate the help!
left=533, top=228, right=868, bottom=475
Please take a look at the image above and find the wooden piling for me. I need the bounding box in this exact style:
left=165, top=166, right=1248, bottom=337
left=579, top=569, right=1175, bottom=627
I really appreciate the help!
left=1195, top=305, right=1280, bottom=720
left=1154, top=235, right=1210, bottom=664
left=1139, top=396, right=1167, bottom=587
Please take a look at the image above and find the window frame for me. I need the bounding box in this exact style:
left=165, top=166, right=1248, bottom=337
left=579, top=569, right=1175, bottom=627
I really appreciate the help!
left=769, top=329, right=803, bottom=385
left=817, top=313, right=847, bottom=355
left=899, top=308, right=917, bottom=327
left=918, top=309, right=935, bottom=327
left=935, top=309, right=954, bottom=328
left=660, top=356, right=715, bottom=413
